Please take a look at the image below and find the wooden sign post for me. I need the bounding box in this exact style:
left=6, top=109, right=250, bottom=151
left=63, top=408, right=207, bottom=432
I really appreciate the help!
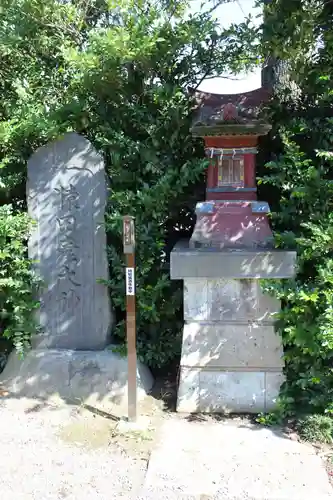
left=123, top=215, right=137, bottom=422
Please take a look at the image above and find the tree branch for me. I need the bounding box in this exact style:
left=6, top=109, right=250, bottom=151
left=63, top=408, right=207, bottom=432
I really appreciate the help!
left=193, top=37, right=217, bottom=90
left=200, top=0, right=233, bottom=16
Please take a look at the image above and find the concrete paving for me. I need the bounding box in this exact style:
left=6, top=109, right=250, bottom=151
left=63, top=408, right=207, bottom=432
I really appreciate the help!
left=139, top=418, right=333, bottom=500
left=0, top=397, right=332, bottom=500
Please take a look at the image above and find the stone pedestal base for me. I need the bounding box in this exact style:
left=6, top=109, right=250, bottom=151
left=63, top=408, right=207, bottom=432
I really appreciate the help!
left=0, top=348, right=154, bottom=413
left=178, top=367, right=283, bottom=413
left=170, top=243, right=296, bottom=413
left=177, top=321, right=284, bottom=412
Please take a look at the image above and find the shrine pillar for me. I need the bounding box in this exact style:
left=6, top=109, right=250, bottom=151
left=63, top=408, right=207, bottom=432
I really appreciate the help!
left=170, top=89, right=296, bottom=413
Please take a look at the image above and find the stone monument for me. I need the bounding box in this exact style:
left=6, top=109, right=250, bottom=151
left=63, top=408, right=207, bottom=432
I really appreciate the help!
left=170, top=88, right=296, bottom=413
left=1, top=132, right=153, bottom=411
left=27, top=132, right=111, bottom=350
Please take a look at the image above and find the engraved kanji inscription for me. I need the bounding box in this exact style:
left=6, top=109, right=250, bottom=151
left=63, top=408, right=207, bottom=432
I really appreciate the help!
left=27, top=132, right=112, bottom=349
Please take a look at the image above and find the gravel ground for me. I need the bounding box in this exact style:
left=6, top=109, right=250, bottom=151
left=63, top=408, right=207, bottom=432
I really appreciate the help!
left=0, top=397, right=148, bottom=500
left=1, top=393, right=333, bottom=500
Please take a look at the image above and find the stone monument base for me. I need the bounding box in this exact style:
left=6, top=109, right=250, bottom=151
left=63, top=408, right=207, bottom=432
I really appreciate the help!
left=171, top=241, right=296, bottom=414
left=0, top=349, right=154, bottom=413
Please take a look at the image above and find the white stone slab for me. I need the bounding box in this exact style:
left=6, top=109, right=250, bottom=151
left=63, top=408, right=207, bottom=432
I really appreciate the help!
left=184, top=279, right=209, bottom=320
left=171, top=244, right=297, bottom=279
left=207, top=278, right=258, bottom=321
left=177, top=367, right=284, bottom=413
left=256, top=283, right=281, bottom=322
left=266, top=371, right=285, bottom=411
left=199, top=370, right=266, bottom=412
left=184, top=278, right=280, bottom=322
left=181, top=322, right=284, bottom=369
left=141, top=419, right=333, bottom=500
left=177, top=368, right=200, bottom=413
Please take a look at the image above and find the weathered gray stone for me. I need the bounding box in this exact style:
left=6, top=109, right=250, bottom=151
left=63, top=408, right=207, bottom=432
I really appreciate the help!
left=177, top=367, right=200, bottom=413
left=27, top=132, right=112, bottom=349
left=172, top=237, right=295, bottom=413
left=183, top=279, right=209, bottom=321
left=266, top=371, right=285, bottom=411
left=176, top=367, right=284, bottom=413
left=178, top=276, right=285, bottom=412
left=170, top=240, right=296, bottom=279
left=207, top=279, right=258, bottom=321
left=184, top=278, right=280, bottom=322
left=0, top=348, right=154, bottom=413
left=181, top=323, right=284, bottom=369
left=256, top=282, right=281, bottom=322
left=199, top=370, right=266, bottom=412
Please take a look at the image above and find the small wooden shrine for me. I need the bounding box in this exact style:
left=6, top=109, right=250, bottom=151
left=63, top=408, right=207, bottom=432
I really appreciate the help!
left=189, top=87, right=273, bottom=249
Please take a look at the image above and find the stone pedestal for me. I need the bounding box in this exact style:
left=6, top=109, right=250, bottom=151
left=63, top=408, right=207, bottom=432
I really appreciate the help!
left=170, top=242, right=296, bottom=413
left=0, top=348, right=154, bottom=414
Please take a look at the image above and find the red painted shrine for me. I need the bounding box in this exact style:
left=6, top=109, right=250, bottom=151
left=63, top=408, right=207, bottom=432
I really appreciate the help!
left=170, top=84, right=296, bottom=414
left=189, top=87, right=274, bottom=249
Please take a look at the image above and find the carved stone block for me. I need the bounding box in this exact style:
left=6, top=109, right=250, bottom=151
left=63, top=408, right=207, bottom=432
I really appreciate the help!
left=27, top=132, right=112, bottom=349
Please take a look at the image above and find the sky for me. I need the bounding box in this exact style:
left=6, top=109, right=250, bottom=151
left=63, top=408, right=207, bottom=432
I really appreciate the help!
left=191, top=0, right=262, bottom=94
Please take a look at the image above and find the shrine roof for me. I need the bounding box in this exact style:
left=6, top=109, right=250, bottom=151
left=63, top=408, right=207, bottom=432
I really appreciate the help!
left=190, top=86, right=271, bottom=130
